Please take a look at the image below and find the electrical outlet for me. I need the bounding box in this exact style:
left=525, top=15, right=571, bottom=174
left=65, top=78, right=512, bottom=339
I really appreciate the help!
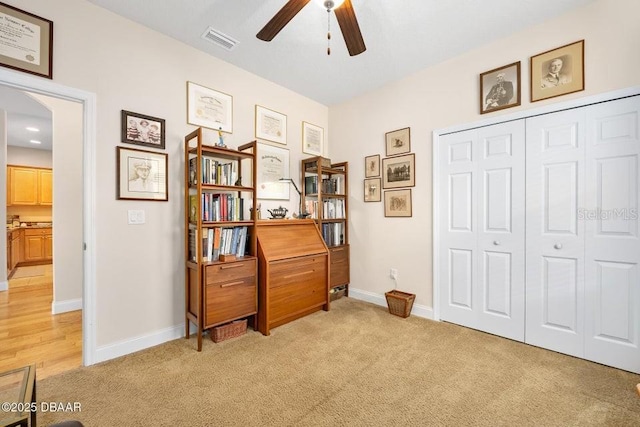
left=390, top=268, right=398, bottom=280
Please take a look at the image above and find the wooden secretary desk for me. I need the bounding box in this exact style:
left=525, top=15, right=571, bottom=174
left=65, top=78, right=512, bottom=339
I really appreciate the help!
left=255, top=219, right=330, bottom=335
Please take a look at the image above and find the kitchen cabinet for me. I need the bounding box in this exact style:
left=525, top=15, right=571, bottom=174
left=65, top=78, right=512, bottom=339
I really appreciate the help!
left=23, top=228, right=52, bottom=263
left=7, top=166, right=53, bottom=206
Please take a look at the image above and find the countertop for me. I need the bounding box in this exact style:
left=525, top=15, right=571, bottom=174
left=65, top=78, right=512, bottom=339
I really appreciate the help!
left=6, top=224, right=53, bottom=235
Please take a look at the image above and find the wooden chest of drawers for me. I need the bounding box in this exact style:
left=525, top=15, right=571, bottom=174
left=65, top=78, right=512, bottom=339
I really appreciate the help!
left=203, top=259, right=257, bottom=328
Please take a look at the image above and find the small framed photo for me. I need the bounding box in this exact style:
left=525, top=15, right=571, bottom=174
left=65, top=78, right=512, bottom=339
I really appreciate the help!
left=385, top=127, right=411, bottom=157
left=384, top=189, right=412, bottom=217
left=256, top=105, right=287, bottom=145
left=256, top=142, right=290, bottom=200
left=116, top=146, right=168, bottom=201
left=480, top=61, right=521, bottom=114
left=531, top=40, right=584, bottom=102
left=364, top=178, right=381, bottom=202
left=0, top=3, right=53, bottom=79
left=302, top=121, right=324, bottom=155
left=121, top=110, right=166, bottom=149
left=382, top=153, right=415, bottom=189
left=365, top=154, right=380, bottom=178
left=187, top=81, right=233, bottom=133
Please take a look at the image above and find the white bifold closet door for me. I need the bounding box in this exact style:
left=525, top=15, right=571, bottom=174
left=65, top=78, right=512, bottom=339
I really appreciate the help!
left=439, top=121, right=525, bottom=341
left=526, top=96, right=640, bottom=373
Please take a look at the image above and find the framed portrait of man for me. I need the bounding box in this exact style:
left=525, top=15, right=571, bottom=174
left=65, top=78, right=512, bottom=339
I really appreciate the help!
left=480, top=61, right=521, bottom=114
left=530, top=40, right=584, bottom=102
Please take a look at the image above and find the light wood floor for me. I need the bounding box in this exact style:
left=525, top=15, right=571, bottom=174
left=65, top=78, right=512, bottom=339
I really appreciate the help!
left=0, top=265, right=82, bottom=379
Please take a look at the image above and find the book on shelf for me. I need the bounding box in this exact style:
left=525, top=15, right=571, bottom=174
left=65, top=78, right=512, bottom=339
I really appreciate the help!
left=321, top=222, right=344, bottom=247
left=189, top=195, right=198, bottom=223
left=305, top=176, right=318, bottom=194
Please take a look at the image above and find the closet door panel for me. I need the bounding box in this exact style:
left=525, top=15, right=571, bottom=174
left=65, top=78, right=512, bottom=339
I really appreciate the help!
left=440, top=129, right=479, bottom=328
left=440, top=121, right=525, bottom=341
left=477, top=122, right=525, bottom=341
left=585, top=96, right=640, bottom=373
left=526, top=109, right=586, bottom=357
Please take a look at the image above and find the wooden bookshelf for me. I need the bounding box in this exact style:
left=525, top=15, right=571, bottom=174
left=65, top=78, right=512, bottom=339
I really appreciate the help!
left=184, top=128, right=258, bottom=351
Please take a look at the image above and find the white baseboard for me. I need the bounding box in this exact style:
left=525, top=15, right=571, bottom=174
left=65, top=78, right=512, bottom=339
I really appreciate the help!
left=95, top=324, right=184, bottom=364
left=348, top=287, right=434, bottom=320
left=0, top=280, right=7, bottom=292
left=51, top=298, right=83, bottom=314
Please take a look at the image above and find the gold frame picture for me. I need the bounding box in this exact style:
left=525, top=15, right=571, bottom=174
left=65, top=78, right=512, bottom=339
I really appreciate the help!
left=187, top=81, right=233, bottom=133
left=480, top=61, right=521, bottom=114
left=365, top=154, right=380, bottom=178
left=302, top=121, right=323, bottom=155
left=384, top=189, right=412, bottom=217
left=531, top=40, right=585, bottom=102
left=382, top=153, right=415, bottom=189
left=364, top=178, right=381, bottom=202
left=385, top=127, right=411, bottom=157
left=256, top=105, right=287, bottom=145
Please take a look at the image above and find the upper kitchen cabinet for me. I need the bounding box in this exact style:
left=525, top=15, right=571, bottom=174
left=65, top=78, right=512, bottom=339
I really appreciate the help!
left=7, top=165, right=53, bottom=206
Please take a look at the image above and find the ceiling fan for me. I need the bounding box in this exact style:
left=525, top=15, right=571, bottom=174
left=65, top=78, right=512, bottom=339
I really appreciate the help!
left=257, top=0, right=366, bottom=56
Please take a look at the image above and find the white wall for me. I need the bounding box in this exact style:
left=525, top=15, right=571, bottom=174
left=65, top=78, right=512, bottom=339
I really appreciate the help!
left=5, top=0, right=328, bottom=350
left=28, top=94, right=83, bottom=306
left=329, top=0, right=640, bottom=308
left=7, top=146, right=52, bottom=167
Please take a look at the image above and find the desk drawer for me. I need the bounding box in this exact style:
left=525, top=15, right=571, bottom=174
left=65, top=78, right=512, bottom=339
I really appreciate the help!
left=206, top=258, right=256, bottom=285
left=269, top=255, right=327, bottom=321
left=205, top=276, right=256, bottom=327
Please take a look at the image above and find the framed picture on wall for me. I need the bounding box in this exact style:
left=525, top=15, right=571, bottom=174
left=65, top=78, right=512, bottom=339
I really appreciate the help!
left=365, top=154, right=380, bottom=178
left=385, top=127, right=411, bottom=157
left=480, top=61, right=521, bottom=114
left=255, top=105, right=287, bottom=145
left=384, top=189, right=412, bottom=217
left=256, top=142, right=290, bottom=200
left=116, top=146, right=168, bottom=201
left=531, top=40, right=585, bottom=102
left=121, top=110, right=166, bottom=149
left=382, top=153, right=415, bottom=189
left=187, top=81, right=233, bottom=133
left=0, top=3, right=53, bottom=79
left=302, top=121, right=323, bottom=155
left=364, top=178, right=381, bottom=202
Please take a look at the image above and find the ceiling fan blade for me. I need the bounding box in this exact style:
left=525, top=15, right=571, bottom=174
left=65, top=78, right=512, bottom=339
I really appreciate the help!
left=257, top=0, right=311, bottom=41
left=334, top=0, right=366, bottom=56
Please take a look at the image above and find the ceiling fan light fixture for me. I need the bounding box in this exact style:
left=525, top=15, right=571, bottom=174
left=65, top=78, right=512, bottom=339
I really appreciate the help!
left=315, top=0, right=345, bottom=11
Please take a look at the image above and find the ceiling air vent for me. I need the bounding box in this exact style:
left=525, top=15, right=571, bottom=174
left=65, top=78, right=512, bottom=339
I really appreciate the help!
left=201, top=27, right=239, bottom=51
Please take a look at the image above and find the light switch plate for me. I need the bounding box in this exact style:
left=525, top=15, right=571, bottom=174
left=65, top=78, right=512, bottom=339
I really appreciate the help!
left=128, top=210, right=145, bottom=225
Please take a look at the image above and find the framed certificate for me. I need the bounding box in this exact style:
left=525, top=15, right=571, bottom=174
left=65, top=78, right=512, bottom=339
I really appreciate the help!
left=0, top=3, right=53, bottom=79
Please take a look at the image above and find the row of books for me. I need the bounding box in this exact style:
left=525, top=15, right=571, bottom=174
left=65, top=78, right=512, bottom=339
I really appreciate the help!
left=321, top=222, right=344, bottom=247
left=189, top=157, right=238, bottom=186
left=304, top=176, right=345, bottom=195
left=190, top=194, right=245, bottom=222
left=303, top=199, right=346, bottom=219
left=188, top=226, right=249, bottom=262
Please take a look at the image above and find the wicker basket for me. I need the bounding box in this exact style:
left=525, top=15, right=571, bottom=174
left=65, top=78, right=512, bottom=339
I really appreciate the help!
left=385, top=290, right=415, bottom=318
left=211, top=319, right=247, bottom=343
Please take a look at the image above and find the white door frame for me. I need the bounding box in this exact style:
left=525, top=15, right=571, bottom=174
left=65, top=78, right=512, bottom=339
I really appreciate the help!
left=0, top=69, right=97, bottom=366
left=433, top=86, right=640, bottom=322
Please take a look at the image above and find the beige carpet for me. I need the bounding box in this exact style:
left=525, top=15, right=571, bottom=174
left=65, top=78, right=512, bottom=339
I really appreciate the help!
left=38, top=298, right=640, bottom=426
left=11, top=265, right=46, bottom=279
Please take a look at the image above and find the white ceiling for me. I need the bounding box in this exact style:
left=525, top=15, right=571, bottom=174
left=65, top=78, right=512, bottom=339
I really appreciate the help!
left=85, top=0, right=595, bottom=106
left=0, top=85, right=53, bottom=151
